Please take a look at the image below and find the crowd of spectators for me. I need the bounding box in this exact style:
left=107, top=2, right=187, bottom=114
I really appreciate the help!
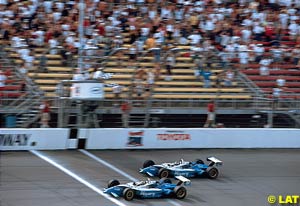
left=1, top=0, right=300, bottom=97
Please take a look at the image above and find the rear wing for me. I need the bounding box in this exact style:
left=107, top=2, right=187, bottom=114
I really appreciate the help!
left=207, top=157, right=223, bottom=167
left=175, top=175, right=191, bottom=186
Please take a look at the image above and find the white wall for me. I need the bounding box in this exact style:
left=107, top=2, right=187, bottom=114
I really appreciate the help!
left=0, top=129, right=69, bottom=150
left=82, top=128, right=300, bottom=149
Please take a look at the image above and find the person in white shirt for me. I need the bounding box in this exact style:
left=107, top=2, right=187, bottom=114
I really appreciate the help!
left=93, top=67, right=104, bottom=80
left=48, top=38, right=59, bottom=55
left=112, top=84, right=123, bottom=104
left=279, top=10, right=289, bottom=29
left=188, top=31, right=202, bottom=45
left=238, top=46, right=249, bottom=70
left=288, top=21, right=299, bottom=40
left=0, top=70, right=7, bottom=87
left=259, top=57, right=272, bottom=76
left=241, top=26, right=252, bottom=43
left=19, top=62, right=28, bottom=74
left=224, top=69, right=234, bottom=87
left=73, top=68, right=87, bottom=81
left=276, top=78, right=286, bottom=87
left=253, top=44, right=265, bottom=62
left=253, top=22, right=265, bottom=41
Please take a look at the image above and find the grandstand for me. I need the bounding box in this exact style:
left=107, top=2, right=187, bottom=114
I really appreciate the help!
left=0, top=0, right=300, bottom=128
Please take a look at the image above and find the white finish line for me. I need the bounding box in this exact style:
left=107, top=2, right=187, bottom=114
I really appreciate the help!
left=79, top=149, right=183, bottom=206
left=30, top=150, right=128, bottom=206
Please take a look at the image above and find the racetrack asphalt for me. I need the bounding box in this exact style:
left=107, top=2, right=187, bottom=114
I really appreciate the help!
left=1, top=149, right=300, bottom=206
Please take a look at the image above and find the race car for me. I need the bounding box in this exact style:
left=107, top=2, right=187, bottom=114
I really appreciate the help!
left=103, top=176, right=190, bottom=201
left=140, top=157, right=222, bottom=179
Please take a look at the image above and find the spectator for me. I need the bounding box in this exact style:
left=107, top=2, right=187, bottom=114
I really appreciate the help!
left=121, top=100, right=131, bottom=128
left=39, top=100, right=51, bottom=128
left=154, top=63, right=161, bottom=81
left=112, top=84, right=123, bottom=106
left=73, top=68, right=88, bottom=81
left=204, top=100, right=215, bottom=128
left=93, top=67, right=104, bottom=81
left=224, top=69, right=234, bottom=87
left=165, top=53, right=175, bottom=81
left=0, top=69, right=7, bottom=87
left=259, top=56, right=272, bottom=76
left=202, top=69, right=212, bottom=88
left=19, top=62, right=28, bottom=74
left=276, top=77, right=286, bottom=88
left=292, top=45, right=300, bottom=65
left=215, top=72, right=224, bottom=89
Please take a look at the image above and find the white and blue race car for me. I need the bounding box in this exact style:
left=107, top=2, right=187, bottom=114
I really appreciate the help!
left=103, top=176, right=191, bottom=201
left=140, top=157, right=222, bottom=179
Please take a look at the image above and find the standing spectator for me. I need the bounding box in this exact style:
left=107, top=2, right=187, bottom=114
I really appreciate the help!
left=238, top=45, right=249, bottom=70
left=112, top=84, right=123, bottom=106
left=154, top=63, right=161, bottom=81
left=202, top=69, right=212, bottom=88
left=204, top=100, right=215, bottom=128
left=19, top=62, right=28, bottom=74
left=276, top=77, right=286, bottom=88
left=73, top=68, right=87, bottom=80
left=39, top=100, right=51, bottom=128
left=165, top=53, right=175, bottom=81
left=272, top=87, right=282, bottom=109
left=121, top=100, right=131, bottom=128
left=259, top=56, right=272, bottom=76
left=224, top=69, right=234, bottom=87
left=93, top=67, right=104, bottom=81
left=252, top=43, right=265, bottom=63
left=292, top=45, right=300, bottom=65
left=0, top=69, right=7, bottom=87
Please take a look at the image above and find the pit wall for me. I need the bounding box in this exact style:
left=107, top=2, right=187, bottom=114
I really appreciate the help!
left=1, top=128, right=300, bottom=151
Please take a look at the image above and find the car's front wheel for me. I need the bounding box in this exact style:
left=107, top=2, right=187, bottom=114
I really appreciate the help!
left=158, top=168, right=170, bottom=178
left=174, top=186, right=187, bottom=199
left=107, top=179, right=120, bottom=188
left=206, top=167, right=219, bottom=179
left=143, top=160, right=155, bottom=168
left=123, top=188, right=135, bottom=201
left=195, top=159, right=204, bottom=164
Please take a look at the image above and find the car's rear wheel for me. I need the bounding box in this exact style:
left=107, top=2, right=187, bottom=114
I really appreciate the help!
left=107, top=179, right=120, bottom=188
left=158, top=168, right=170, bottom=178
left=207, top=167, right=219, bottom=179
left=195, top=159, right=204, bottom=164
left=143, top=160, right=155, bottom=168
left=123, top=188, right=135, bottom=201
left=159, top=177, right=172, bottom=184
left=174, top=186, right=187, bottom=199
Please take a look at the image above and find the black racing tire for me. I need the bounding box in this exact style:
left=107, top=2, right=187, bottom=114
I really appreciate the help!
left=123, top=188, right=135, bottom=201
left=159, top=177, right=172, bottom=184
left=143, top=160, right=155, bottom=168
left=195, top=159, right=204, bottom=164
left=107, top=179, right=120, bottom=188
left=206, top=167, right=219, bottom=179
left=174, top=186, right=187, bottom=199
left=158, top=168, right=170, bottom=178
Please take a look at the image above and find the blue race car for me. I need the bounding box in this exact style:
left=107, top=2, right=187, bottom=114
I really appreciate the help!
left=103, top=176, right=190, bottom=201
left=140, top=157, right=222, bottom=179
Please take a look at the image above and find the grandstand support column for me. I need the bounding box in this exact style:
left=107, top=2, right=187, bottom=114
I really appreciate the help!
left=267, top=101, right=274, bottom=128
left=77, top=0, right=86, bottom=71
left=58, top=98, right=64, bottom=128
left=76, top=101, right=83, bottom=128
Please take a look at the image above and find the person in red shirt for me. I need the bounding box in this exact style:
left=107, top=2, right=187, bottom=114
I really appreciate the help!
left=204, top=100, right=215, bottom=128
left=265, top=23, right=274, bottom=42
left=121, top=100, right=131, bottom=128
